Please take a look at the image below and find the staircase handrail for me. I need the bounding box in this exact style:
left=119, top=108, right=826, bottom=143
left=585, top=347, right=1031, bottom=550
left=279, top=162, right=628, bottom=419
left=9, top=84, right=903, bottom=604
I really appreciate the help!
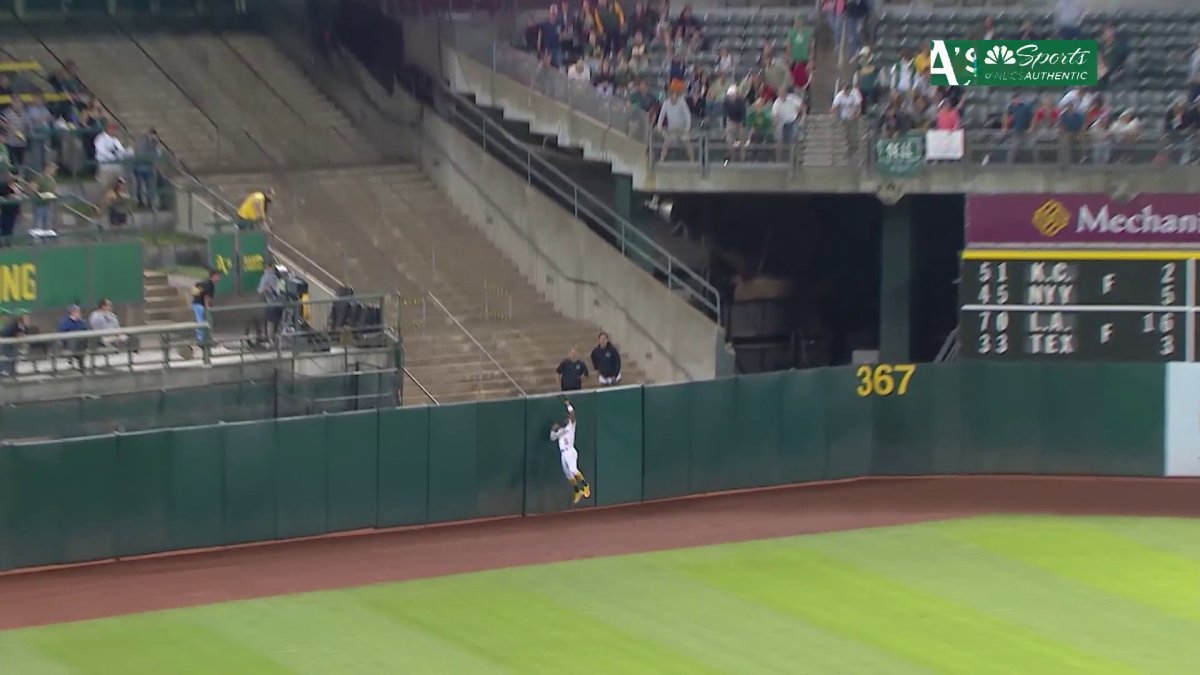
left=430, top=83, right=722, bottom=322
left=425, top=290, right=527, bottom=397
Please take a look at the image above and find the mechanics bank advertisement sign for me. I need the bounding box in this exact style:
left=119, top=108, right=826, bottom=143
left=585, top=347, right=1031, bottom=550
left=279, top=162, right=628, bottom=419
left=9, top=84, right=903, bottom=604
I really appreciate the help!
left=966, top=194, right=1200, bottom=245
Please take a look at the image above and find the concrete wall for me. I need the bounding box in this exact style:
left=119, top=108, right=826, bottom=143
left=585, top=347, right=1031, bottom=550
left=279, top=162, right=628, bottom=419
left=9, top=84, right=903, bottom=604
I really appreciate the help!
left=417, top=111, right=721, bottom=383
left=444, top=49, right=650, bottom=184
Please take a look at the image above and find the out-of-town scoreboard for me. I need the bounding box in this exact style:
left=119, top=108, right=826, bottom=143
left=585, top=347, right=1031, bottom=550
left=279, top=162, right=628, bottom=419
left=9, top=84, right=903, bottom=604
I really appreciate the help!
left=959, top=250, right=1200, bottom=361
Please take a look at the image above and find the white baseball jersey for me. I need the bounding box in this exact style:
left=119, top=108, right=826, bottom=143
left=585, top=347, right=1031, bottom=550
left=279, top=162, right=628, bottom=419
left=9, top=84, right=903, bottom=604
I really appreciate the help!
left=551, top=420, right=576, bottom=452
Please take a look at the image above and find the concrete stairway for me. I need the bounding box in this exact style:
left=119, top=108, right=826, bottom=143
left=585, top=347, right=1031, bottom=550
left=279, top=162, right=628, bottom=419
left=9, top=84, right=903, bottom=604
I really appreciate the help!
left=203, top=165, right=646, bottom=404
left=142, top=271, right=191, bottom=324
left=33, top=31, right=229, bottom=171
left=31, top=31, right=378, bottom=172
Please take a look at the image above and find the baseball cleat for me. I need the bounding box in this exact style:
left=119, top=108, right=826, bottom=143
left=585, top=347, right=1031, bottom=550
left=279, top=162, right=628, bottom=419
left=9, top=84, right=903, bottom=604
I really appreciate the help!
left=572, top=490, right=583, bottom=504
left=581, top=484, right=591, bottom=498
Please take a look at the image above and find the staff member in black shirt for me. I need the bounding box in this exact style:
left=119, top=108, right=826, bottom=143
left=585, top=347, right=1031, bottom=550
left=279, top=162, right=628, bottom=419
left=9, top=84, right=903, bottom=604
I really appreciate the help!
left=556, top=346, right=589, bottom=392
left=590, top=332, right=622, bottom=386
left=190, top=268, right=221, bottom=351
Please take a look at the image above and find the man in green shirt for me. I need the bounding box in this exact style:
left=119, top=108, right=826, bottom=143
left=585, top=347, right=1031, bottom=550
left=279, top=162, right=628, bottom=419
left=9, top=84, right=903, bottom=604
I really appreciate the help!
left=787, top=17, right=813, bottom=90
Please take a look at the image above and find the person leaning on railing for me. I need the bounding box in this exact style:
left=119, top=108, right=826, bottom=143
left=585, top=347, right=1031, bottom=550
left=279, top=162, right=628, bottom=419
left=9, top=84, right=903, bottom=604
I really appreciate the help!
left=0, top=170, right=27, bottom=247
left=236, top=187, right=274, bottom=230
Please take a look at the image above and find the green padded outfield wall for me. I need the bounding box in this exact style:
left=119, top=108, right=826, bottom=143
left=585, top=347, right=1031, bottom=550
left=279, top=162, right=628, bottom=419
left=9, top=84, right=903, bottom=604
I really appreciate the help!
left=0, top=363, right=1170, bottom=571
left=0, top=241, right=142, bottom=313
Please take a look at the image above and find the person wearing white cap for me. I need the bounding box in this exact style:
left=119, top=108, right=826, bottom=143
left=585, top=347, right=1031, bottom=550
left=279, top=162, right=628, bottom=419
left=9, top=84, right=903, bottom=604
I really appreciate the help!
left=722, top=84, right=748, bottom=163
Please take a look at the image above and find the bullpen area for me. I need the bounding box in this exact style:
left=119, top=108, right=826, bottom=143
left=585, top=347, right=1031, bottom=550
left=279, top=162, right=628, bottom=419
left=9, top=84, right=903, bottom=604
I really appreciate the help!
left=2, top=477, right=1200, bottom=673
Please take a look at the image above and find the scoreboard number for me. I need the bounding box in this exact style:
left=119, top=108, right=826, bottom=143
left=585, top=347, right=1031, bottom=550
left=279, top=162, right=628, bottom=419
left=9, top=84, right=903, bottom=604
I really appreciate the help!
left=855, top=364, right=916, bottom=397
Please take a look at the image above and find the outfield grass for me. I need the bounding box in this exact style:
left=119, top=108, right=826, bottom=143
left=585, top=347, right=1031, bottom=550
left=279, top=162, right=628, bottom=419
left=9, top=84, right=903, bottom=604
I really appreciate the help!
left=4, top=515, right=1200, bottom=674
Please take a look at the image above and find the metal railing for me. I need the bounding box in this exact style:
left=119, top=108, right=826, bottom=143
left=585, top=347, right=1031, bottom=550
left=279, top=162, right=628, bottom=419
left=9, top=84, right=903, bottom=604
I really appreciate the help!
left=649, top=134, right=808, bottom=171
left=426, top=291, right=527, bottom=397
left=432, top=85, right=723, bottom=320
left=866, top=129, right=1197, bottom=168
left=0, top=321, right=207, bottom=379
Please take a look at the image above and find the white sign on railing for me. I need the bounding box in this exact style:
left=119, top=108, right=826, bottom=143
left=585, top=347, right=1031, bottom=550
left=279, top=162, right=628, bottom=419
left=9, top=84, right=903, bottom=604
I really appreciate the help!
left=925, top=130, right=965, bottom=161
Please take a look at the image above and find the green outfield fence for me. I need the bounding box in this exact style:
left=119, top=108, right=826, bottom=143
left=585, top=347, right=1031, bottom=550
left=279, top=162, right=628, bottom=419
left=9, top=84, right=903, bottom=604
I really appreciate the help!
left=0, top=362, right=1169, bottom=572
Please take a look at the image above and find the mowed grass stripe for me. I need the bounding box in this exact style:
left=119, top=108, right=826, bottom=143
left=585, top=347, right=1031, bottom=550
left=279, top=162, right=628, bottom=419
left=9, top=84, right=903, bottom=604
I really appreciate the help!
left=494, top=555, right=931, bottom=675
left=936, top=516, right=1200, bottom=623
left=791, top=520, right=1199, bottom=671
left=350, top=574, right=722, bottom=674
left=673, top=544, right=1136, bottom=674
left=186, top=593, right=509, bottom=675
left=1089, top=517, right=1200, bottom=564
left=10, top=615, right=298, bottom=675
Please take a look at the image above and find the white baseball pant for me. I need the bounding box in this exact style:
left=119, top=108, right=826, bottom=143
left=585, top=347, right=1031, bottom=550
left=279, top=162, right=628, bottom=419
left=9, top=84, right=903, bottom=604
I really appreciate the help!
left=560, top=448, right=579, bottom=480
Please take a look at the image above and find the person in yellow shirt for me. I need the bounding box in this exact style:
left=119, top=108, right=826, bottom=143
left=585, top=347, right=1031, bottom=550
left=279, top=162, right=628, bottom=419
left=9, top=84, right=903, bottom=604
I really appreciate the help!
left=236, top=188, right=274, bottom=230
left=914, top=45, right=931, bottom=77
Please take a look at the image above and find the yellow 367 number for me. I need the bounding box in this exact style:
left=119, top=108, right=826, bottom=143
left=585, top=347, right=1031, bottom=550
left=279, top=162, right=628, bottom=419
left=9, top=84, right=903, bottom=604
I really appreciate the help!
left=855, top=364, right=916, bottom=397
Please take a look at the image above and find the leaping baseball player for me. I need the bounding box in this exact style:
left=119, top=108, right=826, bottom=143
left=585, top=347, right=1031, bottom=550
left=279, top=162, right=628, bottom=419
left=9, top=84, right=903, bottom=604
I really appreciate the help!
left=550, top=398, right=591, bottom=504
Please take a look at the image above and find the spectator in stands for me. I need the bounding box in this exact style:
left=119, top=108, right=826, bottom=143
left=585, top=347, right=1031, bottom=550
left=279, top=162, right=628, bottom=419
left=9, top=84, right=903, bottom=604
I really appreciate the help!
left=593, top=60, right=616, bottom=96
left=2, top=98, right=27, bottom=169
left=1083, top=94, right=1109, bottom=130
left=787, top=17, right=813, bottom=91
left=821, top=0, right=844, bottom=48
left=78, top=95, right=107, bottom=173
left=94, top=122, right=132, bottom=195
left=1032, top=94, right=1060, bottom=131
left=740, top=70, right=765, bottom=105
left=747, top=96, right=772, bottom=149
left=1059, top=87, right=1093, bottom=113
left=843, top=0, right=870, bottom=56
left=973, top=15, right=996, bottom=41
left=583, top=33, right=604, bottom=74
left=773, top=86, right=805, bottom=161
left=56, top=304, right=88, bottom=369
left=832, top=83, right=863, bottom=122
left=852, top=46, right=880, bottom=110
left=133, top=129, right=162, bottom=209
left=1089, top=113, right=1113, bottom=164
left=715, top=47, right=735, bottom=79
left=102, top=177, right=133, bottom=229
left=575, top=1, right=597, bottom=48
left=656, top=82, right=694, bottom=162
left=878, top=102, right=910, bottom=139
left=1189, top=41, right=1200, bottom=102
left=628, top=2, right=655, bottom=41
left=888, top=48, right=919, bottom=96
left=673, top=3, right=698, bottom=35
left=687, top=69, right=711, bottom=123
left=524, top=16, right=541, bottom=52
left=592, top=0, right=626, bottom=56
left=666, top=50, right=689, bottom=92
left=236, top=187, right=274, bottom=230
left=1054, top=0, right=1083, bottom=40
left=762, top=55, right=791, bottom=101
left=1110, top=109, right=1140, bottom=144
left=0, top=309, right=29, bottom=375
left=1166, top=96, right=1190, bottom=135
left=88, top=298, right=137, bottom=352
left=1017, top=19, right=1044, bottom=41
left=627, top=31, right=648, bottom=70
left=614, top=55, right=635, bottom=93
left=723, top=84, right=748, bottom=163
left=31, top=162, right=57, bottom=231
left=1058, top=101, right=1086, bottom=164
left=909, top=94, right=934, bottom=131
left=1097, top=25, right=1129, bottom=89
left=24, top=94, right=52, bottom=171
left=628, top=78, right=659, bottom=114
left=590, top=332, right=622, bottom=386
left=567, top=58, right=592, bottom=85
left=537, top=4, right=565, bottom=67
left=0, top=171, right=25, bottom=245
left=935, top=99, right=961, bottom=130
left=557, top=346, right=589, bottom=392
left=1003, top=94, right=1034, bottom=164
left=190, top=268, right=221, bottom=349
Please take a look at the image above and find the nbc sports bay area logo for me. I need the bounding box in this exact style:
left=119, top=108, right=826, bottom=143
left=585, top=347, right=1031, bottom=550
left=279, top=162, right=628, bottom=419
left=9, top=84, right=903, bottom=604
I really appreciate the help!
left=929, top=40, right=1097, bottom=87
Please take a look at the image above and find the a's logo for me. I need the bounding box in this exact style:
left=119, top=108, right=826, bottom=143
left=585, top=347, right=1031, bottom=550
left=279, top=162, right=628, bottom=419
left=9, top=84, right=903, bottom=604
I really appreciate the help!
left=930, top=40, right=1097, bottom=87
left=984, top=45, right=1016, bottom=66
left=1032, top=199, right=1071, bottom=237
